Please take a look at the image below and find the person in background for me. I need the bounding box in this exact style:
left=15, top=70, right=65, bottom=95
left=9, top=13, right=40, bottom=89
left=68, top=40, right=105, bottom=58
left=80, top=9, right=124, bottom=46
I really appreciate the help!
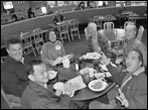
left=85, top=22, right=102, bottom=53
left=21, top=59, right=75, bottom=109
left=1, top=38, right=30, bottom=97
left=41, top=31, right=66, bottom=66
left=87, top=1, right=96, bottom=8
left=75, top=1, right=85, bottom=10
left=53, top=11, right=65, bottom=25
left=89, top=49, right=147, bottom=109
left=118, top=2, right=125, bottom=14
left=45, top=3, right=53, bottom=15
left=11, top=13, right=18, bottom=21
left=27, top=7, right=35, bottom=18
left=121, top=24, right=147, bottom=67
left=102, top=2, right=107, bottom=7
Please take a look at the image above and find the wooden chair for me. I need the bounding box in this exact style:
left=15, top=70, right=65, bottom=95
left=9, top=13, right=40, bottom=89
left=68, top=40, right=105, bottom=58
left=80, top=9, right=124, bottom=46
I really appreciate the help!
left=56, top=21, right=71, bottom=43
left=21, top=36, right=36, bottom=56
left=33, top=28, right=45, bottom=55
left=1, top=85, right=21, bottom=109
left=68, top=19, right=80, bottom=41
left=20, top=32, right=29, bottom=38
left=137, top=25, right=144, bottom=41
left=33, top=36, right=44, bottom=55
left=103, top=22, right=115, bottom=30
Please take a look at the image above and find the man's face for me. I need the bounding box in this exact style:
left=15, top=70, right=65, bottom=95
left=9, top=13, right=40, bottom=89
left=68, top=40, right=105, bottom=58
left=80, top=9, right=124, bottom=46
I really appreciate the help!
left=49, top=31, right=57, bottom=42
left=33, top=64, right=49, bottom=84
left=126, top=51, right=142, bottom=73
left=125, top=25, right=136, bottom=40
left=7, top=43, right=23, bottom=61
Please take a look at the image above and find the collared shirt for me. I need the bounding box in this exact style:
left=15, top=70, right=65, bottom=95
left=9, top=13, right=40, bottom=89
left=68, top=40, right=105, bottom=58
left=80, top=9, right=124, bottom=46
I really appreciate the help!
left=41, top=40, right=65, bottom=62
left=120, top=67, right=145, bottom=90
left=1, top=56, right=29, bottom=97
left=28, top=75, right=48, bottom=89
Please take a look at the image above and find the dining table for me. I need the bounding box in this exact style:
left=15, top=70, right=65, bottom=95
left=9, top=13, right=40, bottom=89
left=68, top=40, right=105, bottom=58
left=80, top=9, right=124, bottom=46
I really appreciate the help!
left=49, top=55, right=116, bottom=103
left=70, top=79, right=115, bottom=101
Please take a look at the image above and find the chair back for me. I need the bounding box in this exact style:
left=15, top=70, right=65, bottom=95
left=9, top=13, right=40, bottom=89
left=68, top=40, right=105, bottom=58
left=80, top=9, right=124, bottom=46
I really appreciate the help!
left=34, top=36, right=44, bottom=55
left=21, top=36, right=36, bottom=56
left=1, top=85, right=21, bottom=109
left=137, top=25, right=144, bottom=41
left=57, top=21, right=69, bottom=32
left=68, top=19, right=80, bottom=40
left=124, top=21, right=134, bottom=30
left=103, top=22, right=114, bottom=30
left=68, top=19, right=79, bottom=30
left=33, top=28, right=41, bottom=33
left=20, top=32, right=29, bottom=38
left=57, top=21, right=71, bottom=42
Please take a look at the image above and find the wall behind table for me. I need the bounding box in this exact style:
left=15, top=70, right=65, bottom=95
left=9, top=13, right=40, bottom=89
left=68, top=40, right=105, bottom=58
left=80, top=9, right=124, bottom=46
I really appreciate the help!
left=1, top=6, right=147, bottom=45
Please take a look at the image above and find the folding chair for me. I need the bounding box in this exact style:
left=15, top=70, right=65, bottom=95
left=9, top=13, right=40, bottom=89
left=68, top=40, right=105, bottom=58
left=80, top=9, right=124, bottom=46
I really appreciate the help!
left=56, top=21, right=71, bottom=43
left=137, top=25, right=144, bottom=41
left=103, top=22, right=115, bottom=30
left=68, top=19, right=80, bottom=41
left=123, top=21, right=134, bottom=30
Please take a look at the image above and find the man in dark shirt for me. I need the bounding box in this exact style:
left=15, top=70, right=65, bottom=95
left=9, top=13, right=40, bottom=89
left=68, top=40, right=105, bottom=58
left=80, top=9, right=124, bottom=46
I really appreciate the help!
left=27, top=8, right=35, bottom=18
left=1, top=38, right=30, bottom=97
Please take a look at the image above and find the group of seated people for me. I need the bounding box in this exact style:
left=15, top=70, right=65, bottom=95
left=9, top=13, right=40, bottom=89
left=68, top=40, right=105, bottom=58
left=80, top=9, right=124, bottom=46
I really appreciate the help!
left=1, top=21, right=147, bottom=109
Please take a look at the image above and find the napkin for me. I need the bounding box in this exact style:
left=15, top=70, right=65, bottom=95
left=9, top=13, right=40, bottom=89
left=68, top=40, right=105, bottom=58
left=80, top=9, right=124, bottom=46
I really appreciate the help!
left=63, top=75, right=86, bottom=97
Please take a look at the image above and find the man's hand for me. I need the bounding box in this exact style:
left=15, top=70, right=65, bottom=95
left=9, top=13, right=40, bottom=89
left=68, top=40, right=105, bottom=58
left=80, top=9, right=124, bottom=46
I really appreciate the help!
left=53, top=57, right=63, bottom=66
left=116, top=89, right=129, bottom=108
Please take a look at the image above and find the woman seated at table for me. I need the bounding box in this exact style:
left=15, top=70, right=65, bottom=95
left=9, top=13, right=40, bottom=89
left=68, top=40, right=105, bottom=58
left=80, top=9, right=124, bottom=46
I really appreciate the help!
left=85, top=22, right=102, bottom=53
left=89, top=49, right=147, bottom=109
left=41, top=31, right=66, bottom=66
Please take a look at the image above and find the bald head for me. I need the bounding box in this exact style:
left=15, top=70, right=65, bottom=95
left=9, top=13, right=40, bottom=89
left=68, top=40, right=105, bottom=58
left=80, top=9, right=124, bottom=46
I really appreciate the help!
left=125, top=24, right=137, bottom=40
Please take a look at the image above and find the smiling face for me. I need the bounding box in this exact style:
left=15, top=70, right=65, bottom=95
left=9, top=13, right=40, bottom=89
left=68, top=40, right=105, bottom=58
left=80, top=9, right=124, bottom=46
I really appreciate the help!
left=7, top=43, right=23, bottom=61
left=49, top=31, right=57, bottom=43
left=126, top=50, right=142, bottom=73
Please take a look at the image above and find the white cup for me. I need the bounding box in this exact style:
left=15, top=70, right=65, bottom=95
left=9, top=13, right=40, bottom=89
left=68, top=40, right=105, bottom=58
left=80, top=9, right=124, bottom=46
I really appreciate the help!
left=62, top=58, right=70, bottom=68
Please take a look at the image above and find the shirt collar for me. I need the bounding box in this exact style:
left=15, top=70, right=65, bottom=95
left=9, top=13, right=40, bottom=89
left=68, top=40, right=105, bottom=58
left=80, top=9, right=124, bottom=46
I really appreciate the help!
left=28, top=75, right=48, bottom=89
left=132, top=67, right=145, bottom=76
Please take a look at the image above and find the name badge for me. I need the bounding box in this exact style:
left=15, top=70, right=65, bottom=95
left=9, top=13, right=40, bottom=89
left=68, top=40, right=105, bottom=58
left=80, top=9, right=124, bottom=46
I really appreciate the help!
left=55, top=45, right=61, bottom=50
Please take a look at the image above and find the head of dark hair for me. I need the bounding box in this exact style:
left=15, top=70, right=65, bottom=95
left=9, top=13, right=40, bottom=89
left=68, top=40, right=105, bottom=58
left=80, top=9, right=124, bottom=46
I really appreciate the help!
left=132, top=49, right=144, bottom=67
left=6, top=38, right=22, bottom=49
left=27, top=59, right=43, bottom=75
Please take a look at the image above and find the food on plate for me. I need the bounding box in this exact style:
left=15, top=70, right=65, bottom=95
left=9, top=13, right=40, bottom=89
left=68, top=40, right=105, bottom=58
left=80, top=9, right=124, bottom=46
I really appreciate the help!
left=94, top=73, right=105, bottom=79
left=80, top=52, right=101, bottom=60
left=88, top=79, right=108, bottom=92
left=79, top=67, right=97, bottom=77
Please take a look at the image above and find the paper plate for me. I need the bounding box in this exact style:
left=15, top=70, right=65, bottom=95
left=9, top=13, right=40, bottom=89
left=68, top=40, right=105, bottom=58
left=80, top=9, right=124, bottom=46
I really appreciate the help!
left=88, top=79, right=108, bottom=92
